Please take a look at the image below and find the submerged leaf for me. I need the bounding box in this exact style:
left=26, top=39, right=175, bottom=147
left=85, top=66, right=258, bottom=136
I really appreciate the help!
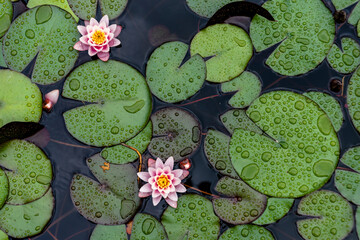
left=220, top=109, right=262, bottom=135
left=0, top=0, right=12, bottom=38
left=68, top=0, right=127, bottom=20
left=219, top=225, right=274, bottom=240
left=186, top=0, right=238, bottom=18
left=90, top=225, right=127, bottom=240
left=0, top=122, right=44, bottom=145
left=27, top=0, right=78, bottom=21
left=130, top=213, right=167, bottom=240
left=253, top=198, right=294, bottom=225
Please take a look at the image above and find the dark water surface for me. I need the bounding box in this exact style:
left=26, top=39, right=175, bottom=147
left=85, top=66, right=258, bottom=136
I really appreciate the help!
left=4, top=0, right=360, bottom=239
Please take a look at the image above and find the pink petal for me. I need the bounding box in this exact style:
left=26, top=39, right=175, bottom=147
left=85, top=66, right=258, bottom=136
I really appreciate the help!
left=155, top=158, right=164, bottom=169
left=168, top=191, right=178, bottom=201
left=152, top=195, right=162, bottom=206
left=165, top=198, right=177, bottom=208
left=80, top=36, right=89, bottom=44
left=109, top=38, right=121, bottom=47
left=88, top=46, right=97, bottom=56
left=152, top=189, right=161, bottom=198
left=114, top=25, right=122, bottom=37
left=45, top=90, right=59, bottom=105
left=172, top=169, right=183, bottom=178
left=100, top=15, right=109, bottom=26
left=163, top=166, right=171, bottom=175
left=149, top=177, right=155, bottom=185
left=148, top=158, right=156, bottom=168
left=90, top=18, right=99, bottom=26
left=139, top=183, right=152, bottom=193
left=139, top=191, right=152, bottom=198
left=165, top=157, right=174, bottom=169
left=97, top=52, right=109, bottom=61
left=175, top=184, right=186, bottom=193
left=77, top=25, right=87, bottom=35
left=74, top=41, right=89, bottom=51
left=109, top=24, right=117, bottom=33
left=148, top=167, right=156, bottom=177
left=156, top=168, right=163, bottom=176
left=86, top=25, right=94, bottom=34
left=137, top=172, right=150, bottom=182
left=161, top=189, right=169, bottom=198
left=102, top=44, right=110, bottom=52
left=172, top=178, right=181, bottom=186
left=180, top=170, right=189, bottom=180
left=84, top=20, right=90, bottom=26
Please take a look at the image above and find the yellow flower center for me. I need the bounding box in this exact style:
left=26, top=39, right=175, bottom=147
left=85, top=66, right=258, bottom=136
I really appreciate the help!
left=91, top=30, right=106, bottom=45
left=157, top=174, right=170, bottom=189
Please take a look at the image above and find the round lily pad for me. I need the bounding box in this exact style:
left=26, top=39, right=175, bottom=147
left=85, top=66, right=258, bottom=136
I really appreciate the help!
left=220, top=109, right=262, bottom=135
left=347, top=67, right=360, bottom=133
left=219, top=225, right=274, bottom=240
left=0, top=0, right=12, bottom=38
left=3, top=6, right=79, bottom=84
left=250, top=0, right=335, bottom=76
left=0, top=169, right=8, bottom=210
left=253, top=198, right=294, bottom=225
left=213, top=176, right=267, bottom=224
left=185, top=0, right=238, bottom=18
left=161, top=194, right=220, bottom=240
left=130, top=213, right=167, bottom=240
left=297, top=190, right=353, bottom=240
left=229, top=91, right=340, bottom=198
left=0, top=39, right=5, bottom=67
left=335, top=170, right=360, bottom=205
left=27, top=0, right=79, bottom=22
left=190, top=24, right=253, bottom=83
left=221, top=71, right=262, bottom=108
left=0, top=189, right=54, bottom=238
left=63, top=60, right=152, bottom=147
left=68, top=0, right=127, bottom=20
left=101, top=121, right=152, bottom=164
left=148, top=107, right=201, bottom=162
left=146, top=41, right=206, bottom=103
left=0, top=70, right=42, bottom=128
left=90, top=225, right=127, bottom=240
left=204, top=129, right=239, bottom=178
left=0, top=140, right=52, bottom=205
left=0, top=230, right=8, bottom=240
left=349, top=3, right=360, bottom=25
left=339, top=146, right=360, bottom=172
left=303, top=91, right=343, bottom=132
left=326, top=37, right=360, bottom=74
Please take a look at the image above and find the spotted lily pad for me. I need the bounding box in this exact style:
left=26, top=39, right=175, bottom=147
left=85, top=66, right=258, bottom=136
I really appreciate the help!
left=190, top=24, right=253, bottom=83
left=0, top=0, right=12, bottom=38
left=130, top=213, right=167, bottom=240
left=230, top=91, right=340, bottom=198
left=332, top=0, right=358, bottom=10
left=161, top=194, right=220, bottom=240
left=68, top=0, right=127, bottom=20
left=90, top=225, right=127, bottom=240
left=253, top=198, right=294, bottom=225
left=220, top=109, right=262, bottom=135
left=347, top=67, right=360, bottom=133
left=339, top=146, right=360, bottom=172
left=221, top=71, right=262, bottom=108
left=297, top=190, right=353, bottom=240
left=349, top=3, right=360, bottom=25
left=146, top=41, right=206, bottom=103
left=213, top=176, right=267, bottom=224
left=331, top=0, right=360, bottom=26
left=27, top=0, right=79, bottom=22
left=357, top=207, right=360, bottom=238
left=101, top=121, right=152, bottom=164
left=63, top=60, right=152, bottom=147
left=0, top=169, right=8, bottom=210
left=3, top=6, right=79, bottom=84
left=218, top=225, right=274, bottom=240
left=0, top=140, right=52, bottom=205
left=0, top=39, right=5, bottom=67
left=326, top=37, right=360, bottom=74
left=0, top=231, right=7, bottom=240
left=185, top=0, right=238, bottom=18
left=0, top=70, right=42, bottom=128
left=303, top=91, right=343, bottom=132
left=148, top=107, right=201, bottom=162
left=0, top=189, right=54, bottom=238
left=250, top=0, right=335, bottom=76
left=204, top=129, right=239, bottom=178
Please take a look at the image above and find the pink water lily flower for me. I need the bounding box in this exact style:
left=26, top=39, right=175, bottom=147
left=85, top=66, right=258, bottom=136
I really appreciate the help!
left=73, top=15, right=122, bottom=61
left=137, top=157, right=189, bottom=208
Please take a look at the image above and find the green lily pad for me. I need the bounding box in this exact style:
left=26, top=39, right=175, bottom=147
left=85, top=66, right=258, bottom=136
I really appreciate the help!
left=229, top=91, right=340, bottom=198
left=346, top=67, right=360, bottom=133
left=27, top=0, right=79, bottom=22
left=253, top=198, right=294, bottom=225
left=90, top=225, right=127, bottom=240
left=218, top=225, right=274, bottom=240
left=357, top=207, right=360, bottom=239
left=148, top=107, right=201, bottom=162
left=146, top=41, right=206, bottom=103
left=161, top=194, right=220, bottom=240
left=68, top=0, right=127, bottom=20
left=185, top=0, right=239, bottom=18
left=297, top=190, right=353, bottom=240
left=213, top=176, right=267, bottom=224
left=303, top=91, right=343, bottom=132
left=0, top=0, right=12, bottom=38
left=101, top=121, right=152, bottom=164
left=250, top=0, right=335, bottom=76
left=0, top=189, right=54, bottom=238
left=358, top=21, right=360, bottom=37
left=332, top=0, right=358, bottom=10
left=339, top=146, right=360, bottom=172
left=0, top=39, right=5, bottom=67
left=3, top=6, right=79, bottom=84
left=332, top=0, right=360, bottom=26
left=130, top=213, right=167, bottom=240
left=204, top=129, right=239, bottom=178
left=190, top=24, right=253, bottom=83
left=335, top=170, right=360, bottom=205
left=0, top=70, right=42, bottom=128
left=63, top=60, right=152, bottom=147
left=349, top=3, right=360, bottom=25
left=221, top=71, right=262, bottom=108
left=0, top=230, right=8, bottom=240
left=326, top=37, right=360, bottom=74
left=0, top=169, right=8, bottom=210
left=220, top=109, right=262, bottom=135
left=0, top=140, right=52, bottom=205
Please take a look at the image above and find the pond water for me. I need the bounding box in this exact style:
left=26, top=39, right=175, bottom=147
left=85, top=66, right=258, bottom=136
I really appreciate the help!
left=2, top=0, right=360, bottom=239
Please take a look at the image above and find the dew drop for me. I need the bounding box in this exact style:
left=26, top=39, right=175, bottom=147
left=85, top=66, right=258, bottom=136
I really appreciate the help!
left=25, top=29, right=35, bottom=39
left=142, top=219, right=155, bottom=235
left=241, top=163, right=259, bottom=180
left=35, top=6, right=53, bottom=25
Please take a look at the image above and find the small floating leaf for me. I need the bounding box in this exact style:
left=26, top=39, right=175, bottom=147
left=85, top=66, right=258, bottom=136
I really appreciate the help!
left=253, top=198, right=294, bottom=225
left=3, top=6, right=79, bottom=84
left=204, top=129, right=239, bottom=178
left=0, top=39, right=6, bottom=67
left=332, top=0, right=358, bottom=10
left=221, top=71, right=262, bottom=108
left=130, top=213, right=167, bottom=240
left=339, top=146, right=360, bottom=172
left=0, top=230, right=8, bottom=240
left=0, top=0, right=12, bottom=38
left=250, top=0, right=335, bottom=76
left=297, top=190, right=353, bottom=240
left=347, top=67, right=360, bottom=133
left=68, top=0, right=127, bottom=20
left=190, top=24, right=253, bottom=83
left=63, top=60, right=152, bottom=147
left=335, top=170, right=360, bottom=205
left=101, top=121, right=152, bottom=164
left=218, top=225, right=274, bottom=240
left=186, top=0, right=238, bottom=18
left=148, top=107, right=201, bottom=162
left=0, top=122, right=44, bottom=145
left=0, top=189, right=54, bottom=238
left=146, top=41, right=206, bottom=103
left=27, top=0, right=79, bottom=22
left=213, top=176, right=267, bottom=224
left=349, top=3, right=360, bottom=25
left=90, top=225, right=127, bottom=240
left=161, top=194, right=220, bottom=240
left=0, top=70, right=42, bottom=128
left=220, top=109, right=262, bottom=135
